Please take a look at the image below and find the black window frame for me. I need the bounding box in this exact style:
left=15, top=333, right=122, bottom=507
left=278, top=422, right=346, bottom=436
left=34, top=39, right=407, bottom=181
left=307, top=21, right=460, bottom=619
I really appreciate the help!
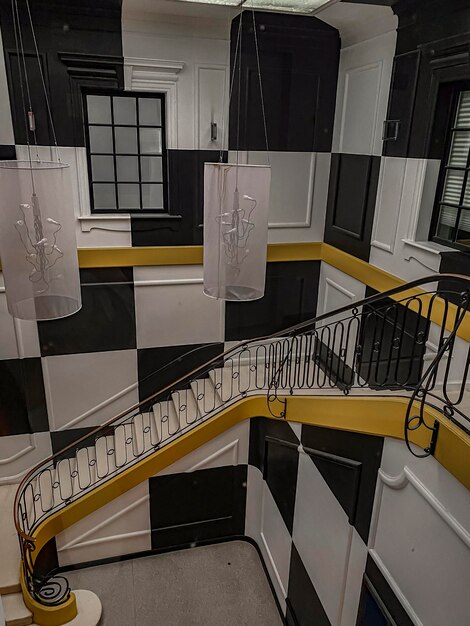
left=430, top=80, right=470, bottom=252
left=83, top=89, right=169, bottom=214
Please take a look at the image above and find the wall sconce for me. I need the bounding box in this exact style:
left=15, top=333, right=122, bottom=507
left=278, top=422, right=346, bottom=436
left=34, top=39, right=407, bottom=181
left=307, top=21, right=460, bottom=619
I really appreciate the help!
left=0, top=160, right=81, bottom=320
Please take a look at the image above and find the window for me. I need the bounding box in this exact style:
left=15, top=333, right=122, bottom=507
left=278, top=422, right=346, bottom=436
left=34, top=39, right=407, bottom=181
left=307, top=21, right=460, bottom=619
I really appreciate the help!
left=431, top=88, right=470, bottom=250
left=84, top=92, right=167, bottom=213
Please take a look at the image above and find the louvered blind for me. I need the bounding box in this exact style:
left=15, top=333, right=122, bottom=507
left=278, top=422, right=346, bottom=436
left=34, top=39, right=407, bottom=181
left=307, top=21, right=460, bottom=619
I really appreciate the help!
left=438, top=90, right=470, bottom=236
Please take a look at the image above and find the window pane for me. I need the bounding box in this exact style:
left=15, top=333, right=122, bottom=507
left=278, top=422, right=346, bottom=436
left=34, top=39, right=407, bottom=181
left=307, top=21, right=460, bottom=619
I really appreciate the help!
left=455, top=91, right=470, bottom=128
left=113, top=96, right=137, bottom=125
left=89, top=126, right=113, bottom=153
left=93, top=183, right=116, bottom=210
left=140, top=156, right=163, bottom=182
left=456, top=208, right=470, bottom=243
left=115, top=127, right=138, bottom=154
left=139, top=98, right=161, bottom=126
left=464, top=176, right=470, bottom=207
left=436, top=204, right=457, bottom=240
left=116, top=156, right=139, bottom=182
left=91, top=155, right=114, bottom=182
left=448, top=131, right=470, bottom=167
left=442, top=169, right=465, bottom=205
left=87, top=95, right=111, bottom=124
left=142, top=183, right=163, bottom=209
left=139, top=128, right=162, bottom=154
left=118, top=183, right=140, bottom=209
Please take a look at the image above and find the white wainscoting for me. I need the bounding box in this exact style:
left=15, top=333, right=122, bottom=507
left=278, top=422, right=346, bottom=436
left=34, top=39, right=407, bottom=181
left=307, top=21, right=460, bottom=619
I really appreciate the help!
left=0, top=274, right=40, bottom=360
left=134, top=265, right=225, bottom=349
left=156, top=420, right=249, bottom=476
left=369, top=438, right=470, bottom=626
left=317, top=263, right=366, bottom=317
left=370, top=158, right=449, bottom=281
left=332, top=30, right=396, bottom=156
left=0, top=432, right=52, bottom=484
left=56, top=482, right=151, bottom=567
left=42, top=349, right=139, bottom=431
left=245, top=465, right=292, bottom=614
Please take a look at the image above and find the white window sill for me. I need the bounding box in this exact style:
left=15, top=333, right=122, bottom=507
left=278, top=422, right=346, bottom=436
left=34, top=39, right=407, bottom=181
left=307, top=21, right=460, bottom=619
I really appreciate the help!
left=401, top=239, right=454, bottom=255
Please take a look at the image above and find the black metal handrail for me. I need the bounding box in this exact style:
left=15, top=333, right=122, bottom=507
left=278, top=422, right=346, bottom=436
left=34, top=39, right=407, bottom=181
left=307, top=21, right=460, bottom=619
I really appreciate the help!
left=13, top=273, right=470, bottom=608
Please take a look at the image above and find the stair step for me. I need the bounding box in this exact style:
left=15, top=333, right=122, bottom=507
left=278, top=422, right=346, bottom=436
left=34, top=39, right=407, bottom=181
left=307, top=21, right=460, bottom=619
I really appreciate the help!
left=0, top=485, right=21, bottom=594
left=190, top=378, right=223, bottom=416
left=152, top=399, right=181, bottom=444
left=3, top=592, right=32, bottom=626
left=171, top=387, right=200, bottom=427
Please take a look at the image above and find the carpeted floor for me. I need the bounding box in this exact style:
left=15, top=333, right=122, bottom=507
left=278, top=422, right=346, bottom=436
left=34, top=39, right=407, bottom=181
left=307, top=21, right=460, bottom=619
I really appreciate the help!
left=65, top=540, right=283, bottom=626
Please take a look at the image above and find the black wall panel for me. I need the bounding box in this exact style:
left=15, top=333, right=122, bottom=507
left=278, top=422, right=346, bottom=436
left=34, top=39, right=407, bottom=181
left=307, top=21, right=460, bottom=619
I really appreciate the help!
left=324, top=154, right=381, bottom=261
left=0, top=357, right=49, bottom=435
left=225, top=260, right=320, bottom=341
left=149, top=465, right=247, bottom=550
left=229, top=11, right=339, bottom=152
left=131, top=150, right=227, bottom=247
left=301, top=424, right=383, bottom=543
left=38, top=267, right=135, bottom=356
left=0, top=0, right=124, bottom=147
left=439, top=251, right=470, bottom=305
left=287, top=545, right=331, bottom=626
left=384, top=0, right=470, bottom=158
left=137, top=342, right=224, bottom=404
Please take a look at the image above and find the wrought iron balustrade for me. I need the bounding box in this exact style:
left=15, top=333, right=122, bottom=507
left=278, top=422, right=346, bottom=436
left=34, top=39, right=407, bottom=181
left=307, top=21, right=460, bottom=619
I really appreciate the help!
left=13, top=274, right=470, bottom=608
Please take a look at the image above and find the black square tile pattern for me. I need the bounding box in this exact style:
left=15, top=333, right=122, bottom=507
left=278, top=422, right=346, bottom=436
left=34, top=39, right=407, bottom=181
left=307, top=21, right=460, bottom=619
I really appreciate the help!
left=149, top=465, right=247, bottom=550
left=0, top=358, right=49, bottom=436
left=38, top=268, right=136, bottom=356
left=301, top=424, right=383, bottom=543
left=226, top=261, right=320, bottom=341
left=287, top=544, right=331, bottom=626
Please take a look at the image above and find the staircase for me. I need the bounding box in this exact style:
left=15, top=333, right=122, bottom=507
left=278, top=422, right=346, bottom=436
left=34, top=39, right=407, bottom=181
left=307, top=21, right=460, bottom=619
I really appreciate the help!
left=6, top=274, right=470, bottom=625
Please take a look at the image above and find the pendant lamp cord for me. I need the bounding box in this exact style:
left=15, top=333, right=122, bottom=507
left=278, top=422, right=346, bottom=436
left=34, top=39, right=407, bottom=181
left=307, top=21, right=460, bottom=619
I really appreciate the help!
left=11, top=0, right=61, bottom=166
left=219, top=1, right=270, bottom=169
left=11, top=0, right=36, bottom=190
left=25, top=0, right=61, bottom=162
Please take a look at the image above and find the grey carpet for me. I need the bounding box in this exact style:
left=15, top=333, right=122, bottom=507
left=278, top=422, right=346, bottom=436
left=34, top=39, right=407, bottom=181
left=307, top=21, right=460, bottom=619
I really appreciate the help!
left=66, top=540, right=283, bottom=626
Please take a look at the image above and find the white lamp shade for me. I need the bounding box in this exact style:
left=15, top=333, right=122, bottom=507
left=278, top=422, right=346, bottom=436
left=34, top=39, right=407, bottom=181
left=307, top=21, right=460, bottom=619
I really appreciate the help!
left=0, top=160, right=81, bottom=320
left=203, top=163, right=271, bottom=301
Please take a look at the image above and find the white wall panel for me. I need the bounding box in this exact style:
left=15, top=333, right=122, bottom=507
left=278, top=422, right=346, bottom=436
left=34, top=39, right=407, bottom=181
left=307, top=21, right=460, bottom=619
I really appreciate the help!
left=333, top=31, right=396, bottom=156
left=339, top=528, right=368, bottom=626
left=370, top=158, right=448, bottom=281
left=230, top=151, right=330, bottom=244
left=317, top=263, right=366, bottom=317
left=157, top=420, right=249, bottom=476
left=0, top=432, right=52, bottom=485
left=123, top=21, right=229, bottom=151
left=195, top=64, right=228, bottom=151
left=245, top=465, right=291, bottom=613
left=134, top=265, right=224, bottom=349
left=0, top=274, right=40, bottom=360
left=56, top=482, right=151, bottom=567
left=293, top=452, right=352, bottom=625
left=42, top=349, right=139, bottom=430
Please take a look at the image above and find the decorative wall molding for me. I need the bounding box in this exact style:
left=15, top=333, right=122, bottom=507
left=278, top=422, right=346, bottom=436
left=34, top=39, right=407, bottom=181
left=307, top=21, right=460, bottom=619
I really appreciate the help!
left=339, top=60, right=383, bottom=155
left=194, top=63, right=228, bottom=151
left=124, top=57, right=184, bottom=149
left=368, top=463, right=470, bottom=626
left=0, top=433, right=52, bottom=485
left=186, top=439, right=240, bottom=472
left=371, top=157, right=406, bottom=254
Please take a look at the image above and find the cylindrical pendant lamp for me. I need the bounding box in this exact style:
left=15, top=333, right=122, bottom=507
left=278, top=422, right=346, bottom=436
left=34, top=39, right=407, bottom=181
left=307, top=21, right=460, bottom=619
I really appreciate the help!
left=203, top=162, right=271, bottom=301
left=0, top=160, right=81, bottom=320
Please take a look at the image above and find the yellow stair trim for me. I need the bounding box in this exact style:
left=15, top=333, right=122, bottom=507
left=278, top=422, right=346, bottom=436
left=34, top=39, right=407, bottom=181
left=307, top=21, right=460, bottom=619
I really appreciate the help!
left=21, top=394, right=470, bottom=625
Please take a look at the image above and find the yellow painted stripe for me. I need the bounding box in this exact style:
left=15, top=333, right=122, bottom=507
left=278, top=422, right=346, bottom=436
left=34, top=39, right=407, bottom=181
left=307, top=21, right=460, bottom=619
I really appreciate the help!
left=1, top=240, right=468, bottom=336
left=22, top=394, right=470, bottom=625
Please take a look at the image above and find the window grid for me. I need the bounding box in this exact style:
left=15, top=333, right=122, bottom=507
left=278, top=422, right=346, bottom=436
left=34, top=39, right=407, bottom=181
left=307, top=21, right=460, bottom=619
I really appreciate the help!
left=432, top=89, right=470, bottom=251
left=84, top=92, right=168, bottom=214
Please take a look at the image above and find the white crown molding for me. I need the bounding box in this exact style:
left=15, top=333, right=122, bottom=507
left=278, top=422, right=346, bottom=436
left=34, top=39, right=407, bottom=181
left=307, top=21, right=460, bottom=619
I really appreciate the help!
left=124, top=57, right=184, bottom=80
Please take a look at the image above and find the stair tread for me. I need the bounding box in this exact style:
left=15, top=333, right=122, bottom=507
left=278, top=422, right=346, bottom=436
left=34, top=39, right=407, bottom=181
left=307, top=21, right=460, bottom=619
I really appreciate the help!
left=0, top=485, right=21, bottom=593
left=3, top=592, right=32, bottom=625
